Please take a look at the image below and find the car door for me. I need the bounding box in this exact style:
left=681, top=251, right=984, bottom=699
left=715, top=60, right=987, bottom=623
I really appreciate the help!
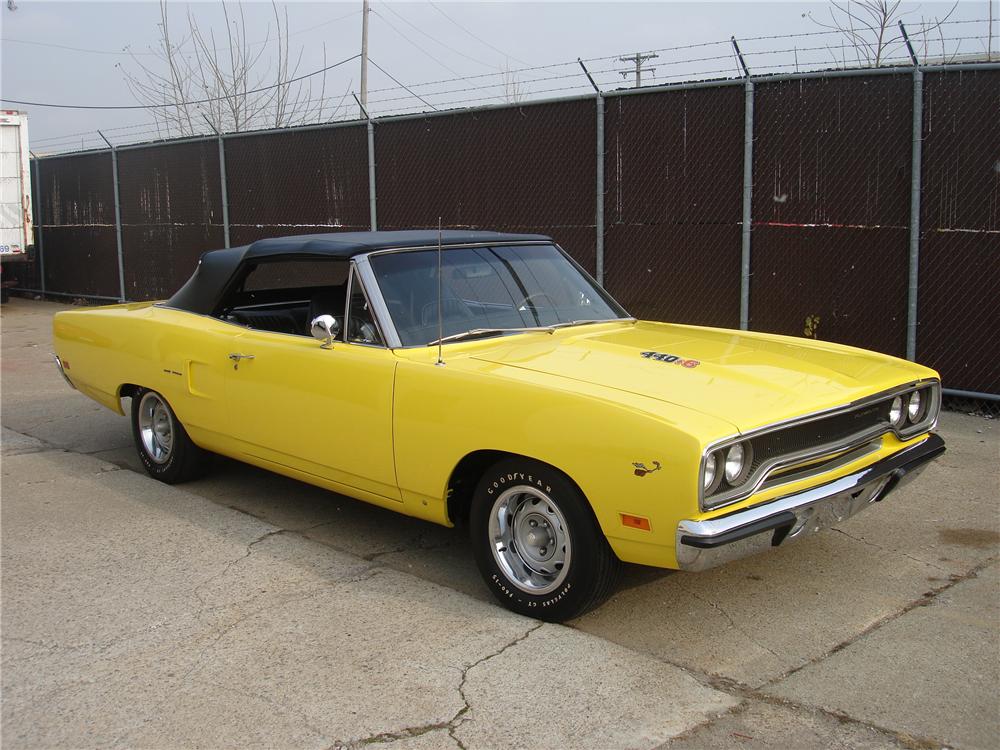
left=223, top=265, right=399, bottom=503
left=154, top=308, right=242, bottom=453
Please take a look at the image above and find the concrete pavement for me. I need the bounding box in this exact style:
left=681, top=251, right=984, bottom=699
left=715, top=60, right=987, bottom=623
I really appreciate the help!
left=2, top=297, right=998, bottom=749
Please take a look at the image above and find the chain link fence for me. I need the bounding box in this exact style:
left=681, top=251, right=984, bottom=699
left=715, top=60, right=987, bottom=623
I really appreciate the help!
left=375, top=98, right=597, bottom=274
left=19, top=64, right=1000, bottom=401
left=33, top=152, right=120, bottom=299
left=223, top=124, right=371, bottom=248
left=603, top=85, right=745, bottom=328
left=117, top=140, right=225, bottom=301
left=917, top=68, right=1000, bottom=397
left=749, top=72, right=914, bottom=357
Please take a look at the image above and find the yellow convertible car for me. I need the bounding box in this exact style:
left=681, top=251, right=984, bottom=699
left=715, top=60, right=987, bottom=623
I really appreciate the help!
left=53, top=231, right=945, bottom=621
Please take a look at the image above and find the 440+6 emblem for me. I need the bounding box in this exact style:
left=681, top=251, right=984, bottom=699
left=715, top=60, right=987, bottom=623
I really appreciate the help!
left=640, top=351, right=700, bottom=368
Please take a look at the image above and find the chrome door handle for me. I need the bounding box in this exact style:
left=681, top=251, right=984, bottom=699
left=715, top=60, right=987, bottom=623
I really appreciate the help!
left=228, top=353, right=255, bottom=370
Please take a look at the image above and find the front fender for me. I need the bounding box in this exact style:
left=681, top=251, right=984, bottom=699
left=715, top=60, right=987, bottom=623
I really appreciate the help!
left=392, top=357, right=735, bottom=567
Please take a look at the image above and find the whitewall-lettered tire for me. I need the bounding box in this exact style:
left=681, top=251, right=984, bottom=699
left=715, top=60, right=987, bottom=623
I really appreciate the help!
left=470, top=457, right=621, bottom=621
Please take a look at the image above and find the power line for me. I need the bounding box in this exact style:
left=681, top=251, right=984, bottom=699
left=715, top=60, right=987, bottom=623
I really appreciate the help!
left=1, top=53, right=360, bottom=110
left=370, top=8, right=460, bottom=76
left=368, top=59, right=438, bottom=111
left=366, top=60, right=579, bottom=96
left=0, top=8, right=361, bottom=58
left=378, top=3, right=499, bottom=71
left=428, top=2, right=530, bottom=67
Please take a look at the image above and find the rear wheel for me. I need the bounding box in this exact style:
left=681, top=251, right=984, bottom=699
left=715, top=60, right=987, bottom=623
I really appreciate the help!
left=470, top=457, right=621, bottom=622
left=130, top=389, right=211, bottom=484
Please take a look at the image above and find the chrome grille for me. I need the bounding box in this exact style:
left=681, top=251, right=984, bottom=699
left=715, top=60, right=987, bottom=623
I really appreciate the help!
left=748, top=403, right=887, bottom=474
left=701, top=381, right=941, bottom=512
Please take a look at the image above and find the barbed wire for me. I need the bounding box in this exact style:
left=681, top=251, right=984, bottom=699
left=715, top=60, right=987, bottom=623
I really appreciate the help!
left=29, top=22, right=997, bottom=155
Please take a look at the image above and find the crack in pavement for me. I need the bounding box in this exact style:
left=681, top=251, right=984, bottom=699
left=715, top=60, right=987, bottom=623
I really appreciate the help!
left=674, top=579, right=784, bottom=662
left=447, top=621, right=544, bottom=749
left=6, top=416, right=995, bottom=749
left=190, top=676, right=332, bottom=743
left=111, top=577, right=383, bottom=749
left=189, top=521, right=351, bottom=611
left=363, top=536, right=455, bottom=563
left=766, top=555, right=997, bottom=687
left=333, top=722, right=456, bottom=749
left=669, top=557, right=1000, bottom=750
left=191, top=529, right=288, bottom=610
left=578, top=559, right=1000, bottom=750
left=333, top=622, right=544, bottom=750
left=831, top=526, right=950, bottom=574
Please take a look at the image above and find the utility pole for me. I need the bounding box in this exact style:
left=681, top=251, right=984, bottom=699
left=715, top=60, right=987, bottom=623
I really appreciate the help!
left=618, top=52, right=658, bottom=88
left=360, top=0, right=370, bottom=117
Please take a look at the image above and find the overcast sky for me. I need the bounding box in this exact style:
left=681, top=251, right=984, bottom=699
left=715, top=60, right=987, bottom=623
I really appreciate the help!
left=1, top=1, right=994, bottom=151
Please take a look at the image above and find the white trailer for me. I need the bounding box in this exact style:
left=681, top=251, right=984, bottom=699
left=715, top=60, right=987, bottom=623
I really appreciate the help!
left=0, top=110, right=33, bottom=262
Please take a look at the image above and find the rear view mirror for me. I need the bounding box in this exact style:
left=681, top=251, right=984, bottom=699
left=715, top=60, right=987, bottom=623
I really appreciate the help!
left=310, top=315, right=340, bottom=349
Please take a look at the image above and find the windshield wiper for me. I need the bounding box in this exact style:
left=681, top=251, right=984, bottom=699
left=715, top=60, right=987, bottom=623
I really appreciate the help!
left=427, top=327, right=555, bottom=346
left=547, top=317, right=637, bottom=330
left=427, top=319, right=636, bottom=346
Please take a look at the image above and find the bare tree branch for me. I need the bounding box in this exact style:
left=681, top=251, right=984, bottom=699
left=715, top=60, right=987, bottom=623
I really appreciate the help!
left=119, top=0, right=345, bottom=136
left=808, top=0, right=959, bottom=68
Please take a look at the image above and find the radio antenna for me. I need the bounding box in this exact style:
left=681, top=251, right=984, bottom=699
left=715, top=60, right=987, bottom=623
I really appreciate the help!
left=435, top=217, right=445, bottom=367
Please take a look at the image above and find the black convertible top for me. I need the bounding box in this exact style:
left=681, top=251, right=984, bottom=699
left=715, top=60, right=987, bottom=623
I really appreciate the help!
left=165, top=230, right=551, bottom=314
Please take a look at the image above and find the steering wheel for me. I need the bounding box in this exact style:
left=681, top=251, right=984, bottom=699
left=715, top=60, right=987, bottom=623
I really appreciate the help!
left=349, top=319, right=380, bottom=345
left=516, top=292, right=558, bottom=311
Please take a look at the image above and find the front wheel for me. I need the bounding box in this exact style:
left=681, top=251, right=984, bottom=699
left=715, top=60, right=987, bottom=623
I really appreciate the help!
left=130, top=388, right=211, bottom=484
left=469, top=458, right=621, bottom=622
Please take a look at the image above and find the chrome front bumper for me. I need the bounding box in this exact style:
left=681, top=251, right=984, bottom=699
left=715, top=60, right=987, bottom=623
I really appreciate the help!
left=675, top=434, right=946, bottom=572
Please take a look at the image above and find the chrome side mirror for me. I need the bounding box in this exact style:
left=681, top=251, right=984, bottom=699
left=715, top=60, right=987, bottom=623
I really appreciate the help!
left=310, top=315, right=340, bottom=349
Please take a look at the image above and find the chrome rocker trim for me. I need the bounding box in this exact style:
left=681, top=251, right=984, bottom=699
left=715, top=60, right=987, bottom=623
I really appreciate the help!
left=676, top=433, right=946, bottom=572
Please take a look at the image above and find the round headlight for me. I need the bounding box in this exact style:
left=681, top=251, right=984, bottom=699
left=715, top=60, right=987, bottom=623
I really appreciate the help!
left=703, top=452, right=717, bottom=491
left=725, top=443, right=748, bottom=484
left=889, top=396, right=905, bottom=427
left=907, top=390, right=923, bottom=422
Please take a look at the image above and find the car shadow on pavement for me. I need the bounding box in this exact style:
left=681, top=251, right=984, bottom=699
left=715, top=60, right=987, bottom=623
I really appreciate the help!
left=101, top=443, right=672, bottom=605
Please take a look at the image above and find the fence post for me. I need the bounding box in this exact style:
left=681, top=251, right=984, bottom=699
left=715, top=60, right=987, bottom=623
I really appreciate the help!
left=218, top=136, right=231, bottom=248
left=732, top=37, right=754, bottom=331
left=595, top=92, right=605, bottom=286
left=111, top=149, right=126, bottom=301
left=740, top=78, right=754, bottom=331
left=32, top=158, right=45, bottom=295
left=367, top=119, right=377, bottom=231
left=906, top=69, right=924, bottom=361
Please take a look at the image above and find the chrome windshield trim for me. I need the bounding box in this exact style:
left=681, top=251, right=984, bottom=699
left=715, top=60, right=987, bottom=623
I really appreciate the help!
left=352, top=255, right=402, bottom=348
left=699, top=379, right=941, bottom=512
left=358, top=240, right=553, bottom=260
left=344, top=263, right=389, bottom=348
left=343, top=263, right=354, bottom=344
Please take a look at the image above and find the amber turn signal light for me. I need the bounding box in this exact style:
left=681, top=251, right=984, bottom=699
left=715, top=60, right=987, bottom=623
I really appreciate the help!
left=620, top=513, right=651, bottom=531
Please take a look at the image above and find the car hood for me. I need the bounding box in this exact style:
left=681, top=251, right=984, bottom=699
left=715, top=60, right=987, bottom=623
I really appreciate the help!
left=471, top=321, right=932, bottom=434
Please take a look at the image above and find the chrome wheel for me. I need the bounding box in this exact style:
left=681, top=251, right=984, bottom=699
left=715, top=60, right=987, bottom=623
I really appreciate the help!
left=137, top=391, right=174, bottom=464
left=489, top=485, right=572, bottom=595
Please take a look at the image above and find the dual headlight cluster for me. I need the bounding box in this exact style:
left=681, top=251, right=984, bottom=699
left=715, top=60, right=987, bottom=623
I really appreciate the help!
left=888, top=389, right=929, bottom=429
left=703, top=441, right=753, bottom=493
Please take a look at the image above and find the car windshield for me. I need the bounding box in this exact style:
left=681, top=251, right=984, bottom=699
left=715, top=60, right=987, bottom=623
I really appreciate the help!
left=368, top=244, right=630, bottom=346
